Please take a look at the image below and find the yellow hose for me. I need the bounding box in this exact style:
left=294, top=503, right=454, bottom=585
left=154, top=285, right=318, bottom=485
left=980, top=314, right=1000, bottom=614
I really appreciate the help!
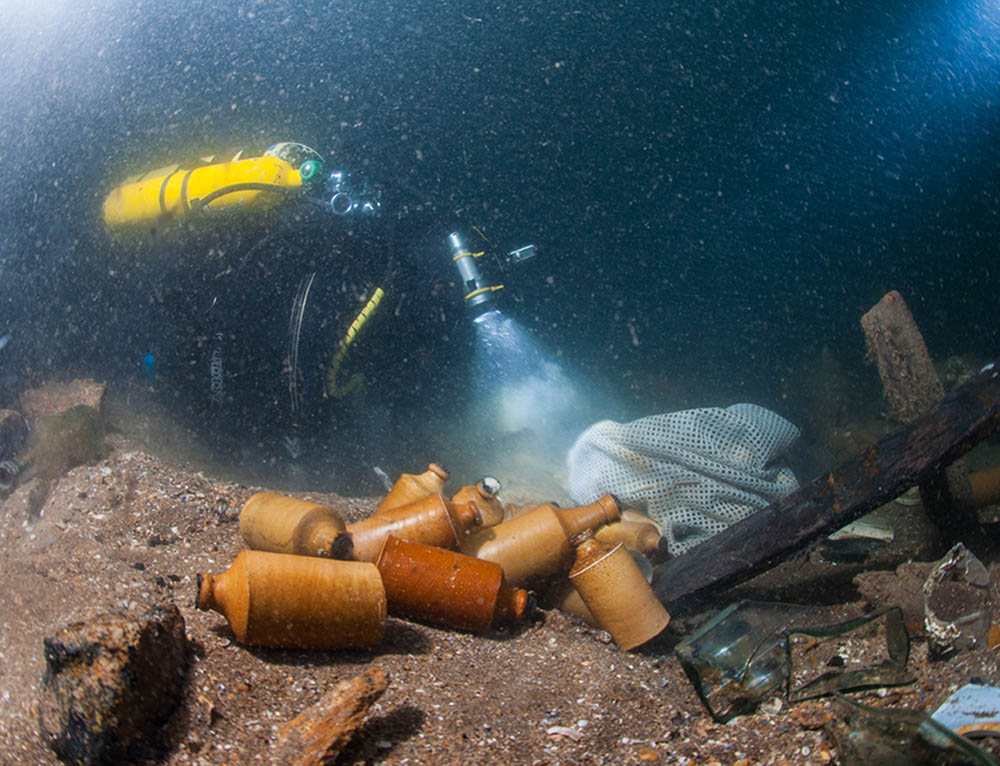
left=325, top=288, right=384, bottom=399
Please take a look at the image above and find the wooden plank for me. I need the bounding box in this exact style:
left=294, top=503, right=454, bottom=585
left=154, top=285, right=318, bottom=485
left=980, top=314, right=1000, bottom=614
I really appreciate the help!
left=860, top=290, right=944, bottom=421
left=860, top=290, right=974, bottom=530
left=652, top=357, right=1000, bottom=610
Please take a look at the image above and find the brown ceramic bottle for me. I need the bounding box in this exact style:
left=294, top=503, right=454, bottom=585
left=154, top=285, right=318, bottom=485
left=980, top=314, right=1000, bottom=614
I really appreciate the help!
left=239, top=491, right=353, bottom=559
left=348, top=492, right=482, bottom=563
left=501, top=502, right=540, bottom=520
left=621, top=508, right=662, bottom=530
left=461, top=493, right=620, bottom=587
left=568, top=531, right=670, bottom=650
left=594, top=519, right=663, bottom=558
left=450, top=476, right=504, bottom=527
left=374, top=463, right=451, bottom=515
left=196, top=550, right=386, bottom=649
left=376, top=536, right=531, bottom=633
left=970, top=466, right=1000, bottom=508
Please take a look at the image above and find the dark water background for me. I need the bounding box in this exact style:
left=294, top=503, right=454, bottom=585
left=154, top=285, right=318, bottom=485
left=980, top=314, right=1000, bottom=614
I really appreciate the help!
left=0, top=0, right=997, bottom=491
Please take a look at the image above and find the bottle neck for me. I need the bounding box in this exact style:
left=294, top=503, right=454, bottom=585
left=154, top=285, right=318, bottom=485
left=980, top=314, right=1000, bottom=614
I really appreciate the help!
left=556, top=494, right=621, bottom=536
left=449, top=498, right=483, bottom=531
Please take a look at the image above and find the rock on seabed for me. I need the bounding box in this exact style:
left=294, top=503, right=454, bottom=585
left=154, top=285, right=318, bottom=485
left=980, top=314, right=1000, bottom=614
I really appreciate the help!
left=37, top=603, right=189, bottom=766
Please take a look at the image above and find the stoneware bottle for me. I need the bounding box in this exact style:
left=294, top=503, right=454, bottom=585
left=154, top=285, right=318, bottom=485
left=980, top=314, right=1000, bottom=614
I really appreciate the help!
left=196, top=550, right=386, bottom=650
left=621, top=508, right=662, bottom=531
left=568, top=530, right=670, bottom=650
left=594, top=519, right=664, bottom=559
left=546, top=578, right=598, bottom=626
left=450, top=476, right=505, bottom=527
left=548, top=546, right=656, bottom=627
left=501, top=502, right=541, bottom=521
left=348, top=492, right=482, bottom=563
left=376, top=536, right=531, bottom=633
left=374, top=463, right=450, bottom=515
left=462, top=493, right=621, bottom=587
left=239, top=491, right=353, bottom=559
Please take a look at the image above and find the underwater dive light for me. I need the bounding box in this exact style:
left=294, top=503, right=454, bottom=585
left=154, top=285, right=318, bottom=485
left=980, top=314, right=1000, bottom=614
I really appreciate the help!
left=448, top=231, right=503, bottom=314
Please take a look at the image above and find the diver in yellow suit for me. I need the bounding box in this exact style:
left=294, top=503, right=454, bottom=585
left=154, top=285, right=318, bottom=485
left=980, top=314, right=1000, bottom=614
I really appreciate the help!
left=102, top=141, right=398, bottom=482
left=102, top=142, right=381, bottom=242
left=102, top=140, right=535, bottom=488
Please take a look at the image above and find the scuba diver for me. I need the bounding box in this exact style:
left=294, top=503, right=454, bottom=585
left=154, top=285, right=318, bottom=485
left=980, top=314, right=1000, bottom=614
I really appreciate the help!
left=101, top=141, right=536, bottom=490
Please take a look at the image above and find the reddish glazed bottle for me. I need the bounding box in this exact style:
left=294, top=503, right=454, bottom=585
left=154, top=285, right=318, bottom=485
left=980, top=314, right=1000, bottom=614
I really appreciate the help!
left=196, top=550, right=386, bottom=650
left=461, top=494, right=620, bottom=587
left=348, top=493, right=482, bottom=562
left=376, top=536, right=531, bottom=633
left=239, top=491, right=353, bottom=559
left=374, top=463, right=450, bottom=515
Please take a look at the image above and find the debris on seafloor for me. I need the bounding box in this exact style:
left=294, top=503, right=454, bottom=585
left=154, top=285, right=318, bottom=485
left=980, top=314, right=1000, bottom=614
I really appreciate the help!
left=450, top=475, right=506, bottom=525
left=675, top=602, right=916, bottom=722
left=269, top=667, right=389, bottom=766
left=38, top=604, right=189, bottom=766
left=376, top=536, right=532, bottom=633
left=854, top=561, right=937, bottom=633
left=461, top=494, right=621, bottom=588
left=0, top=408, right=28, bottom=466
left=819, top=514, right=895, bottom=564
left=674, top=601, right=807, bottom=723
left=374, top=462, right=450, bottom=515
left=19, top=378, right=107, bottom=418
left=239, top=490, right=353, bottom=559
left=932, top=683, right=1000, bottom=740
left=546, top=724, right=585, bottom=742
left=348, top=491, right=483, bottom=562
left=924, top=542, right=992, bottom=657
left=196, top=550, right=387, bottom=650
left=214, top=485, right=668, bottom=650
left=825, top=692, right=999, bottom=766
left=568, top=529, right=670, bottom=651
left=786, top=607, right=912, bottom=702
left=1, top=403, right=107, bottom=519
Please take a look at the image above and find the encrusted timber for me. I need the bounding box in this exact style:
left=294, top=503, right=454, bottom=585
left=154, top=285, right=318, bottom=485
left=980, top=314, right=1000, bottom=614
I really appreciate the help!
left=653, top=354, right=1000, bottom=611
left=861, top=289, right=975, bottom=534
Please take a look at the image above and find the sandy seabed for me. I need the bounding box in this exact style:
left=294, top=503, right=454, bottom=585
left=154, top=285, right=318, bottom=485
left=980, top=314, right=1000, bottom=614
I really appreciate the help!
left=2, top=432, right=1000, bottom=765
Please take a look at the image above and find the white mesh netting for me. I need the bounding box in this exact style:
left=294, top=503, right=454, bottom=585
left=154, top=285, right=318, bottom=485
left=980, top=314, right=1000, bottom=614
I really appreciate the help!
left=566, top=404, right=801, bottom=556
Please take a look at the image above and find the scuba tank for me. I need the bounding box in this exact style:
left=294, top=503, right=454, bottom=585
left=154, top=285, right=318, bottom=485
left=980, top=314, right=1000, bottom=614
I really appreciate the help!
left=102, top=154, right=309, bottom=240
left=101, top=142, right=380, bottom=242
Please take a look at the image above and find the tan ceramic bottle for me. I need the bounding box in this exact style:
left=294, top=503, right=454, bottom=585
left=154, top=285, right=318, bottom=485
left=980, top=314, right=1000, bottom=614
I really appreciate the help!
left=546, top=578, right=598, bottom=627
left=450, top=476, right=504, bottom=527
left=348, top=492, right=482, bottom=562
left=376, top=536, right=531, bottom=633
left=568, top=531, right=670, bottom=650
left=196, top=550, right=386, bottom=649
left=594, top=519, right=663, bottom=558
left=461, top=493, right=620, bottom=587
left=239, top=491, right=352, bottom=559
left=374, top=463, right=450, bottom=515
